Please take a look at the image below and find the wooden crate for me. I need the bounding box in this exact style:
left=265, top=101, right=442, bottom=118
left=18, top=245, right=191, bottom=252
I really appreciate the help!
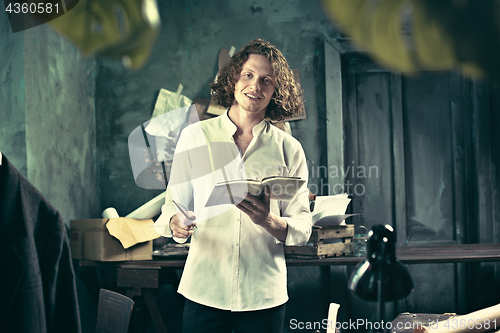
left=285, top=224, right=354, bottom=259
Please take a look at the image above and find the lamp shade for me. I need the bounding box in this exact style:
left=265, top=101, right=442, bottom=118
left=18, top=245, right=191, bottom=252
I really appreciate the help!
left=348, top=224, right=413, bottom=302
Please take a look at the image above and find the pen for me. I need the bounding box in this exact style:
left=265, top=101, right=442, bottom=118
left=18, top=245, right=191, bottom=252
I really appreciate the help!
left=308, top=191, right=317, bottom=212
left=172, top=200, right=197, bottom=228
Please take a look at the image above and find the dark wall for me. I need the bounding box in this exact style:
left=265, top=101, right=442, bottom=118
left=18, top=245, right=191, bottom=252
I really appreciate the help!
left=1, top=11, right=26, bottom=176
left=95, top=0, right=339, bottom=217
left=0, top=10, right=99, bottom=223
left=338, top=44, right=500, bottom=323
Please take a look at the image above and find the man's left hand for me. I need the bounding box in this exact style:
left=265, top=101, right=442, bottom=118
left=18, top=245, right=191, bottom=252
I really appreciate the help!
left=235, top=186, right=288, bottom=242
left=235, top=185, right=271, bottom=226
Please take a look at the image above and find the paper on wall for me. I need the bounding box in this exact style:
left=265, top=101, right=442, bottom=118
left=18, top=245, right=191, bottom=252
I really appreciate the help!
left=145, top=87, right=196, bottom=164
left=126, top=192, right=166, bottom=219
left=151, top=85, right=192, bottom=119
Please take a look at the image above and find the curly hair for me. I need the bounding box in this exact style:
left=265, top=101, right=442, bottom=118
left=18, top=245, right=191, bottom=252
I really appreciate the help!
left=210, top=39, right=304, bottom=122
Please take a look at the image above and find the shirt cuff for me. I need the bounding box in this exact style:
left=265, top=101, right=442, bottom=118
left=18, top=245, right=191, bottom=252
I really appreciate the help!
left=283, top=216, right=311, bottom=246
left=154, top=213, right=190, bottom=244
left=173, top=236, right=189, bottom=244
left=154, top=213, right=172, bottom=237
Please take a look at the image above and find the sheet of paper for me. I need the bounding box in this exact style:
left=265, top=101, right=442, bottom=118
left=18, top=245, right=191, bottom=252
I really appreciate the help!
left=126, top=192, right=166, bottom=219
left=145, top=87, right=195, bottom=164
left=106, top=217, right=161, bottom=249
left=313, top=214, right=358, bottom=227
left=312, top=194, right=354, bottom=226
left=150, top=86, right=192, bottom=120
left=327, top=303, right=340, bottom=333
left=313, top=194, right=351, bottom=215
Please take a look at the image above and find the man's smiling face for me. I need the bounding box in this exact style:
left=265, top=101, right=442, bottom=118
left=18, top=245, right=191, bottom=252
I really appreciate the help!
left=233, top=54, right=276, bottom=114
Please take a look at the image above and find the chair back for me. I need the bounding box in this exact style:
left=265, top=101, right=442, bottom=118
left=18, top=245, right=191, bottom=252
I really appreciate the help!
left=95, top=289, right=134, bottom=333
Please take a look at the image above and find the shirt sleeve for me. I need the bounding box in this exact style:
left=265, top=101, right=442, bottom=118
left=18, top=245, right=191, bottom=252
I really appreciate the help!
left=154, top=127, right=194, bottom=244
left=280, top=144, right=312, bottom=246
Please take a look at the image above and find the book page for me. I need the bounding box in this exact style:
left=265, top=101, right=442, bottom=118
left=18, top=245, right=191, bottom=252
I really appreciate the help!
left=205, top=182, right=252, bottom=207
left=205, top=177, right=305, bottom=207
left=262, top=177, right=305, bottom=201
left=313, top=214, right=357, bottom=227
left=313, top=193, right=350, bottom=215
left=312, top=194, right=353, bottom=226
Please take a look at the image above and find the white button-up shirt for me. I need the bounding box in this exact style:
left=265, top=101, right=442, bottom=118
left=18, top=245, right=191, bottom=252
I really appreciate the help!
left=154, top=111, right=312, bottom=311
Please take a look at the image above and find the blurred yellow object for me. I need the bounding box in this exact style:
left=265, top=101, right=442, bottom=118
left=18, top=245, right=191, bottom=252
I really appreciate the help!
left=45, top=0, right=160, bottom=69
left=322, top=0, right=500, bottom=81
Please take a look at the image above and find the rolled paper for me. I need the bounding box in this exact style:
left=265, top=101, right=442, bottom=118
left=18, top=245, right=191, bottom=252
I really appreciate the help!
left=327, top=303, right=340, bottom=333
left=102, top=207, right=119, bottom=219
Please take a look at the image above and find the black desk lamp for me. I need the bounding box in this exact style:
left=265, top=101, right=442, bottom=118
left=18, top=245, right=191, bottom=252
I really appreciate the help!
left=348, top=224, right=413, bottom=333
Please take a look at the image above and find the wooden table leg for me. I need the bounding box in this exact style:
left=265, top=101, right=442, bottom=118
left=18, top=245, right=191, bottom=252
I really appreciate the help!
left=321, top=266, right=332, bottom=317
left=117, top=267, right=168, bottom=333
left=143, top=290, right=168, bottom=333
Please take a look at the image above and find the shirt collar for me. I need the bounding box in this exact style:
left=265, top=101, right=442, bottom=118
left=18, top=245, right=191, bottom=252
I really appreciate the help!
left=252, top=117, right=268, bottom=135
left=221, top=110, right=269, bottom=137
left=221, top=110, right=237, bottom=135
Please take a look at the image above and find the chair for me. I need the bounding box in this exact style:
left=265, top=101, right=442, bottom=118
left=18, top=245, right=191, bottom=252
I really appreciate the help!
left=95, top=289, right=135, bottom=333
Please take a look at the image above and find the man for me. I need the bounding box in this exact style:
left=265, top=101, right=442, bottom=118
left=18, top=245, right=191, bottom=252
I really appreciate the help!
left=154, top=39, right=312, bottom=333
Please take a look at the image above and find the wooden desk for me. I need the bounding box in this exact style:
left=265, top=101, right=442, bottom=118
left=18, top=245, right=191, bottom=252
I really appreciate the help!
left=79, top=243, right=500, bottom=333
left=79, top=242, right=500, bottom=268
left=288, top=243, right=500, bottom=266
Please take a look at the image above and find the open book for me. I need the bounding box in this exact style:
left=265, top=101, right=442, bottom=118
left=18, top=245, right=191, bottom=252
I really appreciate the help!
left=312, top=193, right=357, bottom=227
left=205, top=176, right=305, bottom=207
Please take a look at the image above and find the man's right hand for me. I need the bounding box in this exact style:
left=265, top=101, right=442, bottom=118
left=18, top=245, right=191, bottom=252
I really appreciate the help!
left=170, top=211, right=197, bottom=239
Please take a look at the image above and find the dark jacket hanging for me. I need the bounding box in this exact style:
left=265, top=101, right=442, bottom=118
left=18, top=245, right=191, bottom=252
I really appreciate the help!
left=0, top=154, right=81, bottom=333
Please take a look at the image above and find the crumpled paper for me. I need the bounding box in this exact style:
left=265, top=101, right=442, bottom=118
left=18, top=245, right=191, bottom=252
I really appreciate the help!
left=106, top=217, right=160, bottom=249
left=145, top=86, right=195, bottom=165
left=128, top=86, right=200, bottom=189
